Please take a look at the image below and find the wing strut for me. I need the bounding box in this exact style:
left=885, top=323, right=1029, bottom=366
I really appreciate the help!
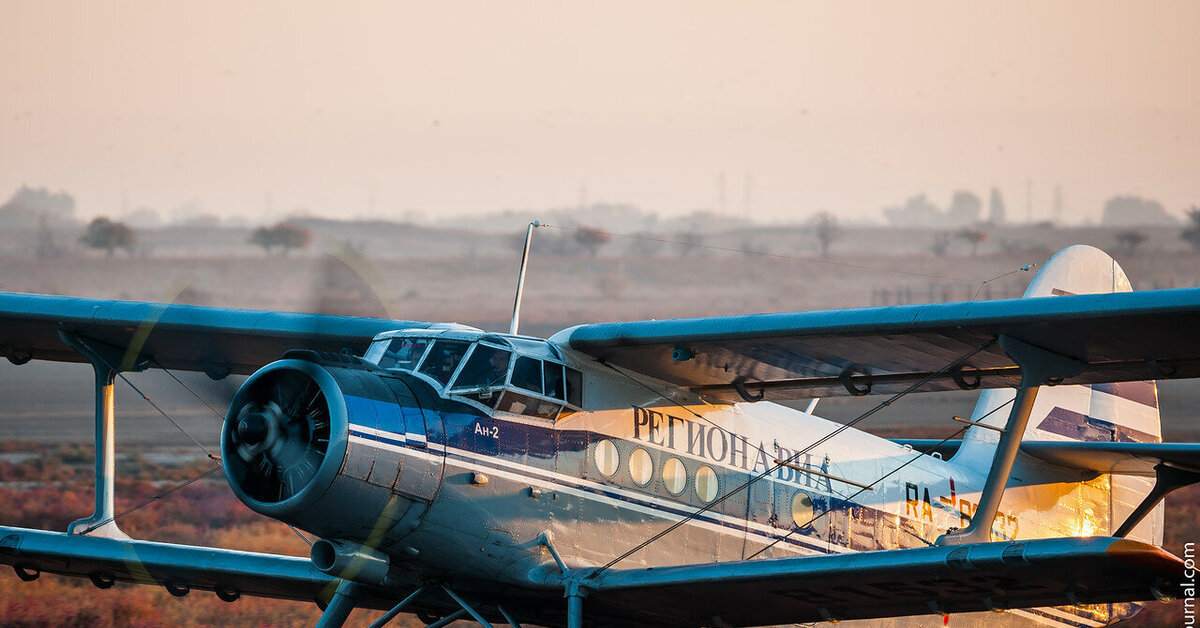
left=938, top=334, right=1084, bottom=545
left=1114, top=463, right=1200, bottom=537
left=59, top=332, right=150, bottom=540
left=315, top=580, right=361, bottom=628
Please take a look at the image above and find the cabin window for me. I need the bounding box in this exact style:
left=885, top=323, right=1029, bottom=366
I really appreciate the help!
left=695, top=466, right=718, bottom=502
left=510, top=356, right=542, bottom=394
left=629, top=448, right=654, bottom=486
left=594, top=440, right=619, bottom=477
left=417, top=340, right=470, bottom=386
left=378, top=338, right=429, bottom=371
left=496, top=390, right=560, bottom=419
left=792, top=491, right=814, bottom=528
left=662, top=457, right=686, bottom=495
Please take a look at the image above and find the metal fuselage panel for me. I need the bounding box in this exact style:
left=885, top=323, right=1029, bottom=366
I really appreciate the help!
left=330, top=353, right=1129, bottom=627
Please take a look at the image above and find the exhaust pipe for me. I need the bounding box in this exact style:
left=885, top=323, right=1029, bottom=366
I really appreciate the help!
left=310, top=539, right=391, bottom=586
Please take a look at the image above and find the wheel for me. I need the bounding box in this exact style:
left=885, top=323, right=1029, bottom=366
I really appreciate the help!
left=13, top=566, right=39, bottom=582
left=89, top=572, right=115, bottom=589
left=215, top=585, right=241, bottom=602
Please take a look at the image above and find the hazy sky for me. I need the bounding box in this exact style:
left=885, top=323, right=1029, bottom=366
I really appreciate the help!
left=2, top=1, right=1198, bottom=225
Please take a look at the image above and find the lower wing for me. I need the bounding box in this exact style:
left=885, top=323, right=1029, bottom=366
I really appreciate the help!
left=586, top=536, right=1184, bottom=627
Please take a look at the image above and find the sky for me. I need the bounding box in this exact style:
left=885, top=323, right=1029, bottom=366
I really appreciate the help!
left=2, top=1, right=1198, bottom=225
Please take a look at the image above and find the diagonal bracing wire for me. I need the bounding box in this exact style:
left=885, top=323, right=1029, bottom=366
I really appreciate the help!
left=587, top=338, right=998, bottom=577
left=80, top=464, right=224, bottom=535
left=74, top=337, right=220, bottom=462
left=151, top=358, right=229, bottom=420
left=748, top=393, right=1017, bottom=558
left=748, top=425, right=969, bottom=558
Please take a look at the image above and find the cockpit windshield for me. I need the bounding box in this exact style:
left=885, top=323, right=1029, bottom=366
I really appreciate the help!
left=369, top=331, right=583, bottom=418
left=417, top=340, right=470, bottom=385
left=377, top=338, right=429, bottom=371
left=450, top=344, right=512, bottom=391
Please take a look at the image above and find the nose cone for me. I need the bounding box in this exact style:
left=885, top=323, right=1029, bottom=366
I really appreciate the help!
left=237, top=412, right=269, bottom=445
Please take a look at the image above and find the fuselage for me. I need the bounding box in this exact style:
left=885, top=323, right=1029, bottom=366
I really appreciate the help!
left=222, top=327, right=1121, bottom=627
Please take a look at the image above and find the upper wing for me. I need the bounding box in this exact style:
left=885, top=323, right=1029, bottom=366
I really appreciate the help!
left=1019, top=441, right=1200, bottom=476
left=586, top=536, right=1184, bottom=627
left=0, top=292, right=434, bottom=375
left=893, top=440, right=1200, bottom=476
left=566, top=288, right=1200, bottom=402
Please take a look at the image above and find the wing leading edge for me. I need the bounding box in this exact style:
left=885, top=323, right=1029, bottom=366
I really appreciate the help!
left=585, top=536, right=1184, bottom=627
left=0, top=525, right=342, bottom=604
left=566, top=288, right=1200, bottom=402
left=0, top=292, right=435, bottom=375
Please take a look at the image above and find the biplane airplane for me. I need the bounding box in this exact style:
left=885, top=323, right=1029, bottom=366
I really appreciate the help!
left=1, top=244, right=1199, bottom=627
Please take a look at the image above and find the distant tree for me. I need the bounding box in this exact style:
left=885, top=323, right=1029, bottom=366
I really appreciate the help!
left=957, top=228, right=987, bottom=256
left=79, top=217, right=135, bottom=256
left=676, top=232, right=704, bottom=257
left=630, top=233, right=664, bottom=257
left=1182, top=207, right=1200, bottom=250
left=249, top=221, right=312, bottom=256
left=1101, top=195, right=1177, bottom=226
left=122, top=207, right=162, bottom=229
left=739, top=238, right=767, bottom=258
left=34, top=216, right=65, bottom=259
left=883, top=194, right=941, bottom=227
left=930, top=232, right=951, bottom=257
left=0, top=185, right=76, bottom=227
left=573, top=227, right=611, bottom=257
left=988, top=187, right=1006, bottom=224
left=811, top=212, right=840, bottom=257
left=947, top=190, right=982, bottom=226
left=1115, top=230, right=1148, bottom=254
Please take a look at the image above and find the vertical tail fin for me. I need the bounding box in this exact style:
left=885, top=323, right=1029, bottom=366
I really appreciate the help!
left=952, top=245, right=1163, bottom=546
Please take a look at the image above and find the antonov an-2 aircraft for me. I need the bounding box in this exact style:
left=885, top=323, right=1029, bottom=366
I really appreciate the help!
left=1, top=244, right=1199, bottom=628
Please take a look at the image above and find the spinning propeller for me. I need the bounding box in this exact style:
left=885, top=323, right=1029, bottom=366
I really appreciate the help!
left=224, top=368, right=331, bottom=503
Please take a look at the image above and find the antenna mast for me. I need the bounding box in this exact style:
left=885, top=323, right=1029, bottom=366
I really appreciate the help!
left=509, top=220, right=541, bottom=335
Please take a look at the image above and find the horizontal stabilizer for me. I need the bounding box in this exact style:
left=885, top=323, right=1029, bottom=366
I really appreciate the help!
left=587, top=536, right=1183, bottom=627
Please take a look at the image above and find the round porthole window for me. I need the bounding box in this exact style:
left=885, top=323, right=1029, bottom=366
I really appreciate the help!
left=629, top=448, right=653, bottom=486
left=662, top=457, right=686, bottom=495
left=594, top=440, right=619, bottom=477
left=695, top=466, right=718, bottom=502
left=791, top=491, right=814, bottom=527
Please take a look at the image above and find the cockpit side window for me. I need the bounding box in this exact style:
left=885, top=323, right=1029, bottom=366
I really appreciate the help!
left=450, top=345, right=512, bottom=390
left=417, top=340, right=470, bottom=386
left=565, top=367, right=583, bottom=407
left=378, top=338, right=430, bottom=371
left=543, top=362, right=564, bottom=400
left=511, top=356, right=542, bottom=395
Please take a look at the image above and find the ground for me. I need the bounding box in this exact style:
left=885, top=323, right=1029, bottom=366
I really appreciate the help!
left=1, top=221, right=1196, bottom=626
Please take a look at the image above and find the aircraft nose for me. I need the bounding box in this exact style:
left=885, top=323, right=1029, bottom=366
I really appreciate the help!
left=237, top=412, right=269, bottom=445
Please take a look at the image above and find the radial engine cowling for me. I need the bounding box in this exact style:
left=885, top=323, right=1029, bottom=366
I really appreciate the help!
left=221, top=356, right=438, bottom=540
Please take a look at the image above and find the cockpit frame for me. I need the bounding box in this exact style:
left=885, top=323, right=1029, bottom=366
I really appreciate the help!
left=366, top=329, right=583, bottom=420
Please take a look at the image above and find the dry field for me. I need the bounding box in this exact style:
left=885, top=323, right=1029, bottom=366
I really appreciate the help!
left=0, top=222, right=1197, bottom=626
